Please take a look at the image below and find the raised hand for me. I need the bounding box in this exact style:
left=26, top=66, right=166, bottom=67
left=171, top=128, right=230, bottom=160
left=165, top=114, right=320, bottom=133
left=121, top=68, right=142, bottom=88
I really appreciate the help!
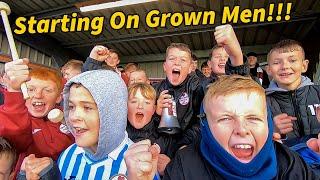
left=89, top=45, right=109, bottom=62
left=4, top=58, right=30, bottom=92
left=214, top=24, right=243, bottom=66
left=125, top=139, right=160, bottom=180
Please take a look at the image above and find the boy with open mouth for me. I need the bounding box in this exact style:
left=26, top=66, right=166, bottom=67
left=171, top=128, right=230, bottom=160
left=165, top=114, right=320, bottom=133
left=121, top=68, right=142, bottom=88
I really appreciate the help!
left=125, top=75, right=319, bottom=180
left=154, top=24, right=248, bottom=149
left=0, top=59, right=73, bottom=173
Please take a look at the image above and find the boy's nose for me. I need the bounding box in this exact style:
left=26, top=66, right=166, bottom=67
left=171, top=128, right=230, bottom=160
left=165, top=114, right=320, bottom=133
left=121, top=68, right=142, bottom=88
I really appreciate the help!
left=33, top=89, right=43, bottom=98
left=234, top=120, right=250, bottom=137
left=137, top=102, right=143, bottom=109
left=174, top=58, right=182, bottom=65
left=69, top=108, right=85, bottom=121
left=281, top=60, right=291, bottom=69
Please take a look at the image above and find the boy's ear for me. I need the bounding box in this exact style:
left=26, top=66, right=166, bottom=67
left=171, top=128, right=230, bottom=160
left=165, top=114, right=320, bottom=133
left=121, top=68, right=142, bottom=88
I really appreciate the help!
left=152, top=104, right=156, bottom=112
left=302, top=59, right=309, bottom=73
left=265, top=65, right=271, bottom=76
left=163, top=62, right=167, bottom=72
left=188, top=61, right=193, bottom=73
left=56, top=93, right=63, bottom=104
left=207, top=60, right=213, bottom=70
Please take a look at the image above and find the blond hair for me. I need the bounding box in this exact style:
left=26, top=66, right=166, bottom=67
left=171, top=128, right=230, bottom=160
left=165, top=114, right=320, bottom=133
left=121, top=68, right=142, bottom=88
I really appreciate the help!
left=267, top=39, right=305, bottom=63
left=124, top=63, right=139, bottom=73
left=128, top=83, right=156, bottom=102
left=131, top=69, right=148, bottom=78
left=204, top=75, right=265, bottom=108
left=61, top=59, right=83, bottom=72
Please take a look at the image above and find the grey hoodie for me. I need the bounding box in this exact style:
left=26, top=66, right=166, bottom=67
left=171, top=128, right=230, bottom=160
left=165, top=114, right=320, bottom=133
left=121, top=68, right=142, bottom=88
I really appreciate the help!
left=63, top=70, right=128, bottom=161
left=266, top=76, right=314, bottom=95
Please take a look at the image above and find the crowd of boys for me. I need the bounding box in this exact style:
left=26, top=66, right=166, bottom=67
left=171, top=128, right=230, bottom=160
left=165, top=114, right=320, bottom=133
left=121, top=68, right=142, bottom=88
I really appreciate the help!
left=0, top=24, right=319, bottom=180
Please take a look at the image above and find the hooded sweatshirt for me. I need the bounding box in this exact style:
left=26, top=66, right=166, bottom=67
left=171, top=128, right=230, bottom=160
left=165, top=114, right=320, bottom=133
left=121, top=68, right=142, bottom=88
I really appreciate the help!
left=58, top=70, right=132, bottom=179
left=266, top=76, right=320, bottom=146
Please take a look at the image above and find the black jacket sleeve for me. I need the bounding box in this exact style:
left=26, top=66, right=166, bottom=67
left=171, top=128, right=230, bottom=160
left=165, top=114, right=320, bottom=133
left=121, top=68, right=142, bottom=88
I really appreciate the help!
left=17, top=159, right=61, bottom=180
left=225, top=56, right=250, bottom=76
left=163, top=151, right=186, bottom=180
left=275, top=142, right=320, bottom=179
left=81, top=57, right=104, bottom=72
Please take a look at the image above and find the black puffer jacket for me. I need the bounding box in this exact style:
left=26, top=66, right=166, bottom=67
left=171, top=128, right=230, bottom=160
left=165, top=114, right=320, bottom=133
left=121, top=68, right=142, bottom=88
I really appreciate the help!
left=153, top=73, right=203, bottom=131
left=163, top=141, right=319, bottom=180
left=201, top=58, right=250, bottom=93
left=266, top=76, right=320, bottom=146
left=127, top=116, right=178, bottom=158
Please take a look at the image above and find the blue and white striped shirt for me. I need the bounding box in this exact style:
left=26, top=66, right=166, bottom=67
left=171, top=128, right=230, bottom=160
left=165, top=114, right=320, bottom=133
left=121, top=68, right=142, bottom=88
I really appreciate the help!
left=58, top=135, right=133, bottom=180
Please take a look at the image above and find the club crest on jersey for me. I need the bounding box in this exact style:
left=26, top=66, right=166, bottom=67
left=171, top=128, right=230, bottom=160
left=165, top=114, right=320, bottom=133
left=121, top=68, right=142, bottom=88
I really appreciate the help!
left=110, top=174, right=127, bottom=180
left=179, top=92, right=189, bottom=105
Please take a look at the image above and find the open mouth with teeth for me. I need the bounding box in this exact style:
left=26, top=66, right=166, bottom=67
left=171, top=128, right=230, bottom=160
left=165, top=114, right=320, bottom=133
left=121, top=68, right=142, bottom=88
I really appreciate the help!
left=32, top=101, right=46, bottom=111
left=279, top=73, right=293, bottom=77
left=135, top=112, right=144, bottom=122
left=73, top=127, right=88, bottom=136
left=231, top=144, right=254, bottom=162
left=172, top=69, right=181, bottom=79
left=218, top=64, right=225, bottom=69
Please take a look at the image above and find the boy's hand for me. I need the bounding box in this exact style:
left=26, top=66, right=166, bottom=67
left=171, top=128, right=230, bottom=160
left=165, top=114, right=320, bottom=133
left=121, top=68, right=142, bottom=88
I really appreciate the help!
left=307, top=133, right=320, bottom=153
left=125, top=139, right=160, bottom=180
left=89, top=45, right=109, bottom=62
left=4, top=58, right=30, bottom=92
left=272, top=133, right=283, bottom=143
left=273, top=113, right=297, bottom=135
left=214, top=24, right=243, bottom=66
left=156, top=90, right=173, bottom=115
left=21, top=154, right=52, bottom=180
left=157, top=154, right=171, bottom=176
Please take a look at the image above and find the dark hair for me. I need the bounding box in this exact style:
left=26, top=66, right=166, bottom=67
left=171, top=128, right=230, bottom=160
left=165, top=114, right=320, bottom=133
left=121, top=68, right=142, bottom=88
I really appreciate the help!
left=109, top=48, right=119, bottom=54
left=246, top=52, right=257, bottom=57
left=0, top=137, right=17, bottom=172
left=191, top=53, right=198, bottom=62
left=268, top=39, right=305, bottom=61
left=201, top=61, right=209, bottom=69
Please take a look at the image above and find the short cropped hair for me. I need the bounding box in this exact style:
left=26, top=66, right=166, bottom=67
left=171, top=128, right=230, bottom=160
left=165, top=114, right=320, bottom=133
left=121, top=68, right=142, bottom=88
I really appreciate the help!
left=131, top=69, right=148, bottom=78
left=208, top=45, right=224, bottom=61
left=201, top=61, right=209, bottom=69
left=204, top=75, right=265, bottom=109
left=30, top=67, right=63, bottom=94
left=124, top=63, right=139, bottom=73
left=109, top=49, right=120, bottom=56
left=62, top=59, right=83, bottom=72
left=128, top=83, right=156, bottom=102
left=0, top=137, right=17, bottom=172
left=165, top=43, right=192, bottom=59
left=267, top=39, right=305, bottom=62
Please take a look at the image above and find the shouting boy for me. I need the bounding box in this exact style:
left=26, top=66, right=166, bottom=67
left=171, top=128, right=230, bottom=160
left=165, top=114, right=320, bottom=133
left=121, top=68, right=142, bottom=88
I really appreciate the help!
left=0, top=59, right=73, bottom=171
left=125, top=75, right=318, bottom=180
